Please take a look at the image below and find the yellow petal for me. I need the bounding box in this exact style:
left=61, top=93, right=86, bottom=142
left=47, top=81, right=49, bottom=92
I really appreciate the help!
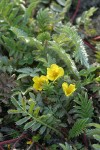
left=32, top=75, right=48, bottom=91
left=33, top=83, right=42, bottom=91
left=62, top=82, right=68, bottom=91
left=40, top=75, right=48, bottom=82
left=62, top=82, right=76, bottom=96
left=50, top=64, right=58, bottom=68
left=66, top=84, right=76, bottom=96
left=57, top=67, right=64, bottom=77
left=47, top=64, right=64, bottom=81
left=69, top=84, right=76, bottom=92
left=32, top=76, right=39, bottom=82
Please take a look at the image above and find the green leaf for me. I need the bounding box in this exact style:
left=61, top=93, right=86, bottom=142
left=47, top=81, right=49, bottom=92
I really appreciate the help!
left=8, top=109, right=23, bottom=114
left=37, top=9, right=50, bottom=31
left=24, top=120, right=36, bottom=130
left=92, top=144, right=100, bottom=150
left=50, top=42, right=79, bottom=78
left=16, top=116, right=31, bottom=125
left=18, top=93, right=23, bottom=105
left=33, top=107, right=40, bottom=117
left=74, top=93, right=93, bottom=120
left=21, top=97, right=26, bottom=110
left=28, top=100, right=36, bottom=115
left=51, top=2, right=63, bottom=12
left=86, top=129, right=100, bottom=137
left=11, top=97, right=21, bottom=109
left=39, top=126, right=46, bottom=134
left=17, top=67, right=40, bottom=78
left=0, top=0, right=6, bottom=12
left=93, top=135, right=100, bottom=142
left=10, top=27, right=28, bottom=38
left=37, top=32, right=50, bottom=42
left=69, top=118, right=88, bottom=139
left=10, top=27, right=42, bottom=47
left=32, top=122, right=41, bottom=131
left=23, top=0, right=40, bottom=24
left=56, top=0, right=66, bottom=6
left=88, top=123, right=100, bottom=129
left=61, top=24, right=89, bottom=68
left=59, top=142, right=73, bottom=150
left=79, top=66, right=97, bottom=77
left=17, top=74, right=28, bottom=80
left=60, top=0, right=72, bottom=19
left=32, top=134, right=41, bottom=142
left=78, top=7, right=98, bottom=25
left=29, top=92, right=35, bottom=100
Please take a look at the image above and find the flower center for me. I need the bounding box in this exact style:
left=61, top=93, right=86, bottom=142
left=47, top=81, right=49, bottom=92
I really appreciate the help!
left=66, top=88, right=72, bottom=94
left=53, top=71, right=59, bottom=78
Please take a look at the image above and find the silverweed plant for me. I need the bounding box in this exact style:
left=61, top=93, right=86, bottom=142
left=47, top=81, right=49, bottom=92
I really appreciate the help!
left=0, top=0, right=100, bottom=149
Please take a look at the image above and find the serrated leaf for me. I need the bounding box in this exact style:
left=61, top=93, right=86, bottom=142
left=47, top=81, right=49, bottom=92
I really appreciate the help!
left=32, top=122, right=41, bottom=131
left=10, top=27, right=42, bottom=47
left=33, top=107, right=40, bottom=117
left=17, top=67, right=40, bottom=79
left=59, top=142, right=73, bottom=150
left=16, top=116, right=31, bottom=125
left=37, top=9, right=50, bottom=31
left=24, top=120, right=36, bottom=130
left=39, top=126, right=46, bottom=134
left=23, top=0, right=40, bottom=24
left=93, top=135, right=100, bottom=142
left=69, top=118, right=88, bottom=139
left=8, top=109, right=23, bottom=114
left=10, top=26, right=28, bottom=38
left=51, top=2, right=63, bottom=12
left=28, top=100, right=36, bottom=115
left=74, top=93, right=93, bottom=120
left=11, top=97, right=21, bottom=109
left=92, top=144, right=100, bottom=150
left=61, top=24, right=89, bottom=68
left=86, top=129, right=100, bottom=137
left=29, top=92, right=35, bottom=100
left=50, top=42, right=79, bottom=78
left=88, top=123, right=100, bottom=129
left=56, top=0, right=66, bottom=6
left=17, top=74, right=28, bottom=80
left=18, top=93, right=23, bottom=105
left=21, top=98, right=26, bottom=110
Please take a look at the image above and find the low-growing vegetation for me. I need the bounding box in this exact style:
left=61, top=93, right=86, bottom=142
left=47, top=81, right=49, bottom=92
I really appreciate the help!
left=0, top=0, right=100, bottom=150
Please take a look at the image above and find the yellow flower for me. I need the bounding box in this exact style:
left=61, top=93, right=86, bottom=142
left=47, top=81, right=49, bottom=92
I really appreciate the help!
left=62, top=82, right=76, bottom=96
left=47, top=64, right=64, bottom=81
left=32, top=75, right=48, bottom=91
left=27, top=140, right=32, bottom=145
left=7, top=144, right=11, bottom=150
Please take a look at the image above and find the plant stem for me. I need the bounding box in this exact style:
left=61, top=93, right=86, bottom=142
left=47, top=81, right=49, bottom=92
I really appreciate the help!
left=83, top=132, right=88, bottom=149
left=71, top=0, right=80, bottom=23
left=0, top=133, right=26, bottom=146
left=83, top=40, right=96, bottom=51
left=0, top=146, right=4, bottom=150
left=93, top=36, right=100, bottom=41
left=11, top=133, right=27, bottom=150
left=26, top=142, right=34, bottom=150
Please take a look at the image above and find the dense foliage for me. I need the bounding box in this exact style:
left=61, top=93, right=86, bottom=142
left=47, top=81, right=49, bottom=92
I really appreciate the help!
left=0, top=0, right=100, bottom=150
